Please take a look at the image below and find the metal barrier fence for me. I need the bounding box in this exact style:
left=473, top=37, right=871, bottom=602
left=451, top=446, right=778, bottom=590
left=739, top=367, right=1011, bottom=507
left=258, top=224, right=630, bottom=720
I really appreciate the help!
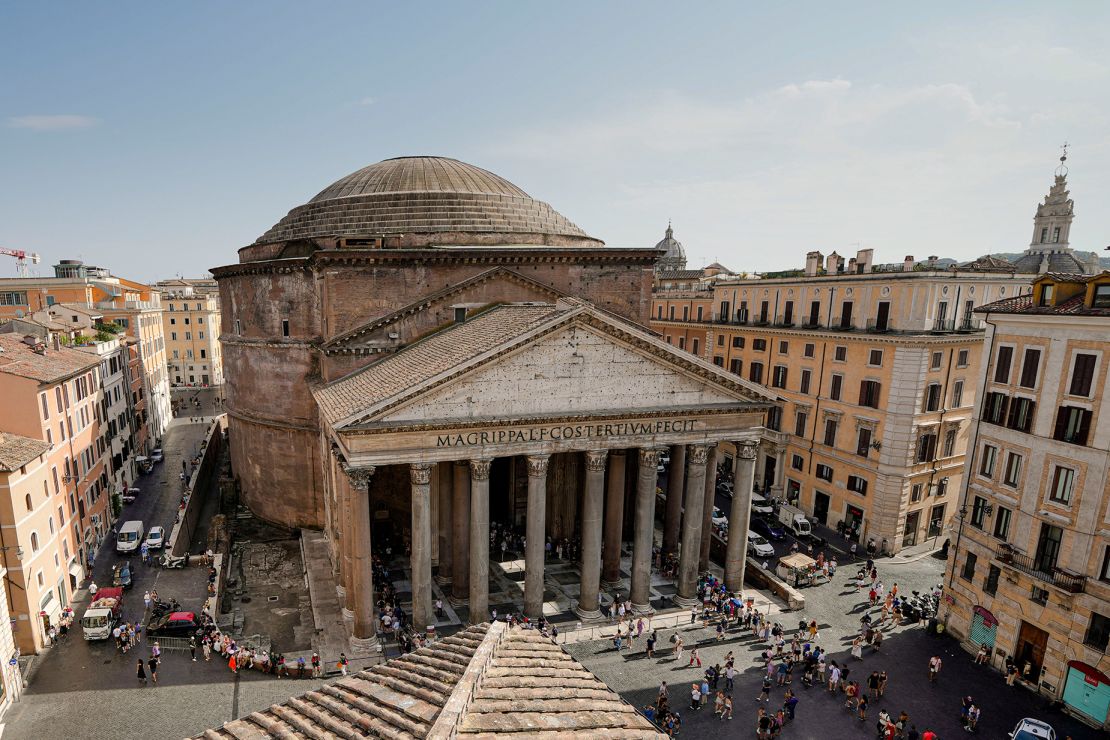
left=150, top=636, right=191, bottom=652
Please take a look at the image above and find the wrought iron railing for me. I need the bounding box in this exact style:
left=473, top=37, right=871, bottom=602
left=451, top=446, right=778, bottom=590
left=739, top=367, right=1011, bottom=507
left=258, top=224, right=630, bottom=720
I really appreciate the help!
left=995, top=546, right=1086, bottom=593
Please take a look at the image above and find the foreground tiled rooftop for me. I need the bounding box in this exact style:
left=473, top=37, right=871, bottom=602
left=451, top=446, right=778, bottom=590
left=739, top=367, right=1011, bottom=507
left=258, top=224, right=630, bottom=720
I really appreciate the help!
left=0, top=432, right=51, bottom=472
left=0, top=333, right=100, bottom=383
left=199, top=622, right=662, bottom=739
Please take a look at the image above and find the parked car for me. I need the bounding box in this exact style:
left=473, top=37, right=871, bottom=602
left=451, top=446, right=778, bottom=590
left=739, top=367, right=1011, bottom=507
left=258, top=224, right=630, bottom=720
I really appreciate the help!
left=747, top=531, right=775, bottom=558
left=151, top=448, right=164, bottom=463
left=147, top=611, right=201, bottom=637
left=144, top=526, right=166, bottom=551
left=711, top=506, right=728, bottom=528
left=1008, top=718, right=1055, bottom=740
left=112, top=561, right=133, bottom=590
left=751, top=516, right=786, bottom=541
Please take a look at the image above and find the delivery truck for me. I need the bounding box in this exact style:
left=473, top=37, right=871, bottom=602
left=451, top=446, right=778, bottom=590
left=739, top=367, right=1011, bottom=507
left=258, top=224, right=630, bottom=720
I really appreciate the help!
left=777, top=504, right=812, bottom=538
left=82, top=586, right=123, bottom=640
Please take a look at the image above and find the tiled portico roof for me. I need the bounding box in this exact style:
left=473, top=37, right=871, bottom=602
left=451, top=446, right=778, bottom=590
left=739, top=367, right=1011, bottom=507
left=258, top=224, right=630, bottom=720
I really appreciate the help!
left=314, top=304, right=564, bottom=425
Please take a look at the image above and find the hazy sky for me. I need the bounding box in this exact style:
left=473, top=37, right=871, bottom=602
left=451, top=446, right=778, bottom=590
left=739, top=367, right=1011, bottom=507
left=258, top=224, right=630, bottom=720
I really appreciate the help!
left=3, top=2, right=1109, bottom=281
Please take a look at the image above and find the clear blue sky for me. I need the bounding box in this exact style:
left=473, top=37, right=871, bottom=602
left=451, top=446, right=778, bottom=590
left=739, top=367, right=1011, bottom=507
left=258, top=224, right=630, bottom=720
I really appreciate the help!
left=2, top=1, right=1108, bottom=281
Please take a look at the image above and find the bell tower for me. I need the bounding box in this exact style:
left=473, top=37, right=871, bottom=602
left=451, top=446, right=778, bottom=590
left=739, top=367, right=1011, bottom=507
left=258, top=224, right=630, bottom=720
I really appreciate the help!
left=1029, top=144, right=1075, bottom=251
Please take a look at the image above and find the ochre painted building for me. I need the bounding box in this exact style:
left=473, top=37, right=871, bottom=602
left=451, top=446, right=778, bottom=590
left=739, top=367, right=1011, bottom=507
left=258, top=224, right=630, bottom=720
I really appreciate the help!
left=942, top=270, right=1110, bottom=730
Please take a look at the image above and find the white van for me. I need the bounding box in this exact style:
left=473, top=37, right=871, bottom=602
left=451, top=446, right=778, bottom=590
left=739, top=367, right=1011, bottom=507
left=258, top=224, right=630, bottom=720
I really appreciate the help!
left=116, top=520, right=144, bottom=553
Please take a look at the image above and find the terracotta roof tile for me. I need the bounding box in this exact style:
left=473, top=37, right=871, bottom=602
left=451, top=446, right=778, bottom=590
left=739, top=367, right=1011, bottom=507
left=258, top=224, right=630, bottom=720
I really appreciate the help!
left=976, top=294, right=1110, bottom=317
left=0, top=432, right=51, bottom=472
left=201, top=624, right=663, bottom=739
left=314, top=304, right=566, bottom=425
left=0, top=333, right=100, bottom=384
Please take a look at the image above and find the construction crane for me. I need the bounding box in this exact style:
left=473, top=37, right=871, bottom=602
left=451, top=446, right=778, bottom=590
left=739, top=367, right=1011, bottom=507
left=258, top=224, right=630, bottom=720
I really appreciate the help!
left=0, top=248, right=41, bottom=277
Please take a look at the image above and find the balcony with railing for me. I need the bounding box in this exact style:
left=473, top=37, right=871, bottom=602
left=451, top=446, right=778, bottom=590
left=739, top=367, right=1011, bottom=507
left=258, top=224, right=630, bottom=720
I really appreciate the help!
left=931, top=318, right=955, bottom=333
left=865, top=319, right=893, bottom=334
left=957, top=317, right=984, bottom=332
left=994, top=545, right=1087, bottom=593
left=772, top=316, right=795, bottom=328
left=829, top=316, right=855, bottom=332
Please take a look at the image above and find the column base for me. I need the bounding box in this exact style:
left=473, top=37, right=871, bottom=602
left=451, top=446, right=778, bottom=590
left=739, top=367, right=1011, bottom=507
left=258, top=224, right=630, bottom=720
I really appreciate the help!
left=348, top=634, right=381, bottom=655
left=574, top=605, right=603, bottom=622
left=671, top=594, right=699, bottom=609
left=342, top=607, right=354, bottom=623
left=600, top=578, right=623, bottom=591
left=434, top=574, right=453, bottom=586
left=448, top=594, right=470, bottom=608
left=631, top=602, right=654, bottom=616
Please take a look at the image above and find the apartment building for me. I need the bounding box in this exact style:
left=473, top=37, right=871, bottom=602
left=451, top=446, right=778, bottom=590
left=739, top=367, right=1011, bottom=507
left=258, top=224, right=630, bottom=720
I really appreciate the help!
left=0, top=572, right=22, bottom=718
left=0, top=334, right=112, bottom=653
left=154, top=278, right=223, bottom=387
left=941, top=271, right=1110, bottom=729
left=0, top=259, right=171, bottom=444
left=653, top=251, right=1036, bottom=552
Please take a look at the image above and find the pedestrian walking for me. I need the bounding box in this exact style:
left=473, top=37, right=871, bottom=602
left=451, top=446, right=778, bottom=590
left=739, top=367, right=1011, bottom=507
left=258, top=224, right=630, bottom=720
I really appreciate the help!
left=136, top=659, right=147, bottom=684
left=202, top=638, right=212, bottom=661
left=927, top=655, right=941, bottom=683
left=189, top=635, right=197, bottom=661
left=757, top=675, right=772, bottom=703
left=688, top=647, right=701, bottom=667
left=966, top=703, right=980, bottom=733
left=646, top=631, right=656, bottom=658
left=857, top=693, right=868, bottom=722
left=339, top=653, right=349, bottom=676
left=312, top=651, right=321, bottom=677
left=152, top=641, right=162, bottom=663
left=435, top=598, right=443, bottom=618
left=674, top=635, right=684, bottom=663
left=689, top=683, right=701, bottom=709
left=722, top=693, right=733, bottom=720
left=148, top=656, right=159, bottom=684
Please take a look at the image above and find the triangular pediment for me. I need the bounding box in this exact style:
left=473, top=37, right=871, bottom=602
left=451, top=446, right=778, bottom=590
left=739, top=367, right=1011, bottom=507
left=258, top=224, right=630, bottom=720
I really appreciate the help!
left=320, top=301, right=774, bottom=430
left=322, top=267, right=569, bottom=354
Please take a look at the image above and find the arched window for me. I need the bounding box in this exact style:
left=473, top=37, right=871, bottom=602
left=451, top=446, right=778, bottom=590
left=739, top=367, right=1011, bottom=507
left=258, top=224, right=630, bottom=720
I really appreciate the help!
left=30, top=532, right=39, bottom=552
left=25, top=494, right=32, bottom=511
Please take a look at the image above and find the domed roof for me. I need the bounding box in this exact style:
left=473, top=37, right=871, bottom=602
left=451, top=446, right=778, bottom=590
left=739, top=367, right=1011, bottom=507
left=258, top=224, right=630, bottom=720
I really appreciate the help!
left=254, top=156, right=601, bottom=248
left=653, top=223, right=687, bottom=272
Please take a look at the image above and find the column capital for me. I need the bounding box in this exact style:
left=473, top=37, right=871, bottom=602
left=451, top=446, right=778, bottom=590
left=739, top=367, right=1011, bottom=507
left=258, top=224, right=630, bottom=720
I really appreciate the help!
left=469, top=458, right=493, bottom=481
left=341, top=463, right=375, bottom=492
left=585, top=449, right=608, bottom=473
left=737, top=440, right=759, bottom=460
left=526, top=455, right=550, bottom=478
left=687, top=444, right=710, bottom=466
left=409, top=462, right=433, bottom=486
left=638, top=448, right=663, bottom=468
left=773, top=444, right=787, bottom=455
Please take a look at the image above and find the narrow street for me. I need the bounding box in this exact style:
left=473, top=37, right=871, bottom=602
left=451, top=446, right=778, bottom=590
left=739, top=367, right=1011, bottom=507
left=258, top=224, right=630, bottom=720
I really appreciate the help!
left=0, top=389, right=326, bottom=740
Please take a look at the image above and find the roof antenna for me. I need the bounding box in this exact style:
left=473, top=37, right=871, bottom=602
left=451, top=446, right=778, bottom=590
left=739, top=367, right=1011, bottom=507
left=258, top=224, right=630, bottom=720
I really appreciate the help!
left=1056, top=141, right=1069, bottom=177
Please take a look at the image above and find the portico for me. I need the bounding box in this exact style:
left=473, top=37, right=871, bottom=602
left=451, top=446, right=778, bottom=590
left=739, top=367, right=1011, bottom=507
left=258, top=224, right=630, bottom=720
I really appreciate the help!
left=313, top=299, right=773, bottom=649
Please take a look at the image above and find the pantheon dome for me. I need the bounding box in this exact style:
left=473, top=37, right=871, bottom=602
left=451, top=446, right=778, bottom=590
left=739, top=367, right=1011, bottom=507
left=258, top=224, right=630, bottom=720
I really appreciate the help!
left=251, top=156, right=603, bottom=252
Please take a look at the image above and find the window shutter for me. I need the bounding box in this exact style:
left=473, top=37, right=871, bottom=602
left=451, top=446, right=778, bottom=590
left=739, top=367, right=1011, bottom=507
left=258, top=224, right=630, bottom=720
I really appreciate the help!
left=1070, top=354, right=1096, bottom=396
left=1053, top=407, right=1069, bottom=440
left=1077, top=408, right=1092, bottom=445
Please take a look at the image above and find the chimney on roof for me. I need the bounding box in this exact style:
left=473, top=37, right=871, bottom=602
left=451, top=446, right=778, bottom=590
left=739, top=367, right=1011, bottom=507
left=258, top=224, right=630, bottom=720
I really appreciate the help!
left=805, top=251, right=823, bottom=277
left=903, top=255, right=915, bottom=272
left=826, top=252, right=843, bottom=274
left=52, top=334, right=61, bottom=352
left=847, top=257, right=857, bottom=274
left=856, top=248, right=874, bottom=274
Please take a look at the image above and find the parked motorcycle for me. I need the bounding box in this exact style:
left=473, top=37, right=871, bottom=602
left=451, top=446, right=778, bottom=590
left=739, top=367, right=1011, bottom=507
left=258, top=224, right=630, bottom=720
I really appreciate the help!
left=161, top=553, right=188, bottom=569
